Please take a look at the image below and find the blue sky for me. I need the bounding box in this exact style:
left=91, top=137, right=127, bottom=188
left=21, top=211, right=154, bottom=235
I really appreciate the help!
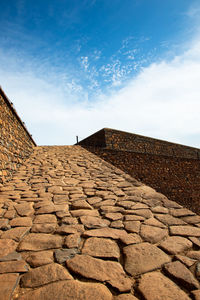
left=0, top=0, right=200, bottom=146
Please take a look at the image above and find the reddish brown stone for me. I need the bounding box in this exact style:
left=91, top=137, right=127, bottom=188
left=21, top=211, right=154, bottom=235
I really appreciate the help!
left=100, top=206, right=124, bottom=213
left=14, top=202, right=34, bottom=216
left=116, top=201, right=136, bottom=209
left=170, top=226, right=200, bottom=236
left=18, top=280, right=113, bottom=300
left=105, top=213, right=123, bottom=220
left=62, top=217, right=78, bottom=225
left=138, top=271, right=191, bottom=300
left=71, top=200, right=92, bottom=209
left=175, top=255, right=196, bottom=267
left=71, top=209, right=99, bottom=217
left=170, top=208, right=195, bottom=217
left=0, top=273, right=19, bottom=300
left=164, top=260, right=199, bottom=290
left=124, top=242, right=171, bottom=276
left=111, top=220, right=124, bottom=228
left=33, top=214, right=57, bottom=224
left=143, top=217, right=166, bottom=228
left=0, top=251, right=21, bottom=262
left=124, top=221, right=141, bottom=233
left=1, top=227, right=30, bottom=241
left=56, top=224, right=84, bottom=234
left=189, top=237, right=200, bottom=247
left=182, top=215, right=200, bottom=224
left=4, top=209, right=16, bottom=219
left=26, top=250, right=54, bottom=267
left=159, top=236, right=193, bottom=254
left=187, top=250, right=200, bottom=260
left=155, top=214, right=186, bottom=226
left=80, top=216, right=110, bottom=228
left=151, top=206, right=168, bottom=214
left=64, top=233, right=81, bottom=248
left=95, top=199, right=116, bottom=207
left=0, top=260, right=29, bottom=273
left=124, top=215, right=145, bottom=221
left=18, top=233, right=63, bottom=251
left=31, top=223, right=56, bottom=233
left=140, top=225, right=168, bottom=243
left=87, top=197, right=102, bottom=205
left=124, top=209, right=153, bottom=219
left=82, top=237, right=120, bottom=259
left=0, top=239, right=18, bottom=257
left=35, top=204, right=56, bottom=214
left=21, top=263, right=73, bottom=287
left=114, top=295, right=139, bottom=300
left=0, top=219, right=9, bottom=229
left=66, top=254, right=132, bottom=292
left=10, top=217, right=32, bottom=227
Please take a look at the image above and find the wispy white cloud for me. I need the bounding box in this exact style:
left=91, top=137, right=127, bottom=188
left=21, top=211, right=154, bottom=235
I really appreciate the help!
left=1, top=33, right=200, bottom=147
left=80, top=56, right=89, bottom=71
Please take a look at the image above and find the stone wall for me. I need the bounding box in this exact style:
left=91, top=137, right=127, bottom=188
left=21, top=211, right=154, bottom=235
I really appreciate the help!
left=0, top=87, right=36, bottom=183
left=79, top=128, right=200, bottom=214
left=79, top=128, right=200, bottom=159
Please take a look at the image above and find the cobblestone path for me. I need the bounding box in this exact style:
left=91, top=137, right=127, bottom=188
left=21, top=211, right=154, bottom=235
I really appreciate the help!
left=0, top=145, right=200, bottom=299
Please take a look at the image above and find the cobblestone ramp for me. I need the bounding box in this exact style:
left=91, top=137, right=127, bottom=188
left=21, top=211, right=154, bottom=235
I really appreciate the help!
left=0, top=145, right=200, bottom=300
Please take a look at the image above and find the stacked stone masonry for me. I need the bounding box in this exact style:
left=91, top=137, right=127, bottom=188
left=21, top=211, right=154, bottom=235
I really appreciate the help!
left=0, top=145, right=200, bottom=299
left=0, top=87, right=36, bottom=183
left=79, top=128, right=200, bottom=214
left=79, top=128, right=200, bottom=159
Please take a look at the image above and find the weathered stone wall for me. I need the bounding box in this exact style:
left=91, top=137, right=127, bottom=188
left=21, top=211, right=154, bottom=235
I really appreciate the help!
left=79, top=128, right=200, bottom=214
left=83, top=146, right=200, bottom=214
left=78, top=129, right=106, bottom=148
left=79, top=128, right=200, bottom=159
left=0, top=87, right=36, bottom=183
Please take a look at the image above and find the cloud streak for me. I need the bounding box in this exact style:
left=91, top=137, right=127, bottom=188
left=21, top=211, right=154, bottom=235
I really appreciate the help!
left=1, top=34, right=200, bottom=147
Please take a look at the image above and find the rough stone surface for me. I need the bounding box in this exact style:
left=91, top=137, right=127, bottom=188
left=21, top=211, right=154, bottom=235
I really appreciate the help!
left=1, top=227, right=30, bottom=241
left=1, top=144, right=200, bottom=299
left=159, top=236, right=193, bottom=254
left=80, top=216, right=110, bottom=228
left=82, top=237, right=120, bottom=259
left=124, top=242, right=171, bottom=276
left=54, top=249, right=78, bottom=263
left=21, top=263, right=73, bottom=287
left=175, top=255, right=196, bottom=267
left=18, top=280, right=113, bottom=300
left=124, top=221, right=140, bottom=233
left=10, top=217, right=32, bottom=227
left=14, top=203, right=34, bottom=216
left=33, top=214, right=57, bottom=224
left=114, top=295, right=139, bottom=300
left=31, top=223, right=56, bottom=233
left=0, top=239, right=18, bottom=257
left=138, top=271, right=191, bottom=300
left=140, top=224, right=168, bottom=243
left=0, top=273, right=19, bottom=300
left=18, top=233, right=63, bottom=251
left=66, top=254, right=132, bottom=292
left=26, top=250, right=54, bottom=267
left=0, top=260, right=29, bottom=273
left=163, top=260, right=199, bottom=290
left=170, top=226, right=200, bottom=237
left=64, top=233, right=81, bottom=248
left=187, top=251, right=200, bottom=260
